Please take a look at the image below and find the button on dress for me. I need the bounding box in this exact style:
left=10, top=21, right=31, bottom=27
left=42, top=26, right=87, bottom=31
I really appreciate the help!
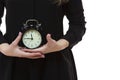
left=0, top=0, right=86, bottom=80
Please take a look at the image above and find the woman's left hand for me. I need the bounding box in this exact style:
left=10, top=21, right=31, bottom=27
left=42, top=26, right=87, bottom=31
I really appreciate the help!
left=21, top=34, right=69, bottom=56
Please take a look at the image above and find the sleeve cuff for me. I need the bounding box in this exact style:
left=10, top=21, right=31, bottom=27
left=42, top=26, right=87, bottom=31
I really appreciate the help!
left=60, top=25, right=86, bottom=49
left=0, top=31, right=8, bottom=44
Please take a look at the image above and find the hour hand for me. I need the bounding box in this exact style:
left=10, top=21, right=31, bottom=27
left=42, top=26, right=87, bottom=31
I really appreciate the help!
left=24, top=38, right=32, bottom=39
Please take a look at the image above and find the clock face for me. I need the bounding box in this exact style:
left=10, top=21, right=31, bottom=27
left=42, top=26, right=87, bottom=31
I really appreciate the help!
left=22, top=29, right=42, bottom=49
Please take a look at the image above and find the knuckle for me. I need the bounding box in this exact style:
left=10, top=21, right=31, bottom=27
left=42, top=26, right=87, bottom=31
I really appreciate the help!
left=3, top=52, right=12, bottom=57
left=27, top=57, right=35, bottom=59
left=17, top=54, right=23, bottom=58
left=27, top=56, right=41, bottom=59
left=11, top=43, right=16, bottom=46
left=4, top=53, right=9, bottom=56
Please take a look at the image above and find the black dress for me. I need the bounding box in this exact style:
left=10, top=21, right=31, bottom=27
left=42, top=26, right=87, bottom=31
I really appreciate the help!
left=0, top=0, right=86, bottom=80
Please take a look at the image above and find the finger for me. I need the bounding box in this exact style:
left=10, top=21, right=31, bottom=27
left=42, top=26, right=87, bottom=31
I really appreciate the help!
left=26, top=54, right=45, bottom=59
left=20, top=54, right=45, bottom=59
left=11, top=32, right=22, bottom=46
left=27, top=56, right=45, bottom=59
left=21, top=46, right=47, bottom=54
left=28, top=53, right=45, bottom=58
left=18, top=46, right=22, bottom=49
left=21, top=52, right=45, bottom=58
left=21, top=48, right=40, bottom=52
left=46, top=34, right=53, bottom=43
left=29, top=54, right=45, bottom=58
left=22, top=49, right=44, bottom=55
left=18, top=46, right=25, bottom=49
left=46, top=34, right=57, bottom=49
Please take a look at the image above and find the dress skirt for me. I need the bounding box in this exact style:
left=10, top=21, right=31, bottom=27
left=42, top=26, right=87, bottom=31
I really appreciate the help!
left=0, top=48, right=78, bottom=80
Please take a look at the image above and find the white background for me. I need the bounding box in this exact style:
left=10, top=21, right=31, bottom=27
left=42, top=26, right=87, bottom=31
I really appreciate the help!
left=65, top=0, right=120, bottom=80
left=0, top=0, right=120, bottom=80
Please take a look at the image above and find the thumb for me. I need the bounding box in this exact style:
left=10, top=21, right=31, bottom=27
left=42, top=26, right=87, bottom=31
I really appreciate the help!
left=46, top=34, right=53, bottom=43
left=11, top=32, right=22, bottom=46
left=46, top=34, right=56, bottom=45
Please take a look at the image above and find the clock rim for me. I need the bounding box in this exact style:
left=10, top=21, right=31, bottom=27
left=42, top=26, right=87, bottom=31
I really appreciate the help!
left=22, top=29, right=42, bottom=49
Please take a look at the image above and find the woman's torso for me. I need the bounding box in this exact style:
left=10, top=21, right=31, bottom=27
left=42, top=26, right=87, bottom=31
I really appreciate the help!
left=4, top=0, right=65, bottom=46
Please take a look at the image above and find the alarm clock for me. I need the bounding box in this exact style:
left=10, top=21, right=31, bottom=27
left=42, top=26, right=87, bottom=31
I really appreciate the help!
left=21, top=19, right=44, bottom=49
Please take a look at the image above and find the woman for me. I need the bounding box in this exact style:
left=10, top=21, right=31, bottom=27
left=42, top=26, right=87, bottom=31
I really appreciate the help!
left=0, top=0, right=86, bottom=80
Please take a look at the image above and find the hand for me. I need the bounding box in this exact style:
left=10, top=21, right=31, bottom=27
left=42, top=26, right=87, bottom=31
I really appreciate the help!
left=0, top=32, right=45, bottom=59
left=21, top=34, right=69, bottom=54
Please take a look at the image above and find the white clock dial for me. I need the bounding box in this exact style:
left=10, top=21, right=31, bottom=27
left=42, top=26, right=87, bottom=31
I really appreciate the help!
left=22, top=29, right=42, bottom=49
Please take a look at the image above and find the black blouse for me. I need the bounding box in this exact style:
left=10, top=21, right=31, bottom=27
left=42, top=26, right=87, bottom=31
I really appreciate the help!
left=0, top=0, right=86, bottom=49
left=0, top=0, right=86, bottom=80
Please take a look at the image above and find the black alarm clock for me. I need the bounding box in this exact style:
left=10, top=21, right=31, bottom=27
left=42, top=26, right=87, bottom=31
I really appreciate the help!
left=21, top=19, right=43, bottom=49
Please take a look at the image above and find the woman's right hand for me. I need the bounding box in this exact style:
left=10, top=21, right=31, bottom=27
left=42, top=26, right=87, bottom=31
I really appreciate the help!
left=0, top=32, right=45, bottom=59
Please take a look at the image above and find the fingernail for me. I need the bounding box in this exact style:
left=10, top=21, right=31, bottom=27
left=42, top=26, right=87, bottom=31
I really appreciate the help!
left=41, top=55, right=45, bottom=58
left=19, top=32, right=22, bottom=35
left=49, top=34, right=51, bottom=37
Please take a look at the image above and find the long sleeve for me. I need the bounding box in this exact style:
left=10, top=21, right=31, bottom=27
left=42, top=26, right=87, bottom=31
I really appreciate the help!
left=0, top=0, right=7, bottom=44
left=61, top=0, right=86, bottom=49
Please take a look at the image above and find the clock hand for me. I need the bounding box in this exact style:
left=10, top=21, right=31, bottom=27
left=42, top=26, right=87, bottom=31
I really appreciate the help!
left=31, top=34, right=33, bottom=40
left=24, top=38, right=32, bottom=39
